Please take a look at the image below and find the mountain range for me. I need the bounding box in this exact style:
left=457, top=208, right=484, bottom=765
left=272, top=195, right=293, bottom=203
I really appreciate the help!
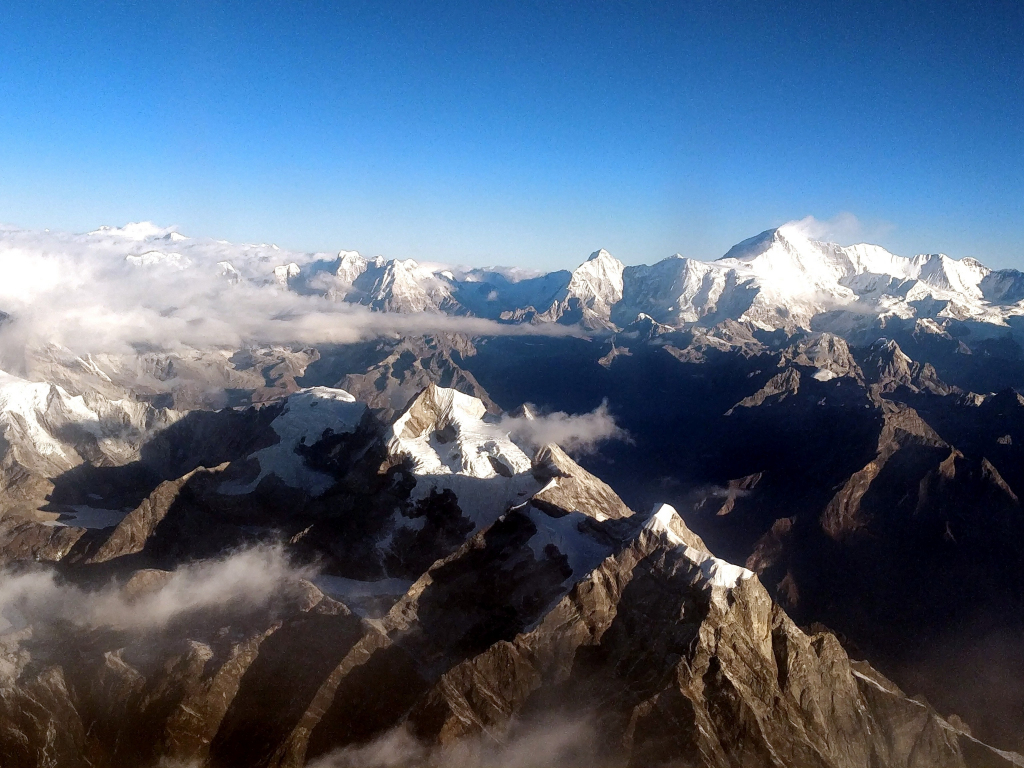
left=261, top=223, right=1024, bottom=333
left=2, top=222, right=1024, bottom=766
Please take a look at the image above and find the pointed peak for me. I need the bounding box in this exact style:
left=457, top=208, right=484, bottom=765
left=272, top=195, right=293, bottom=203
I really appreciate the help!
left=508, top=403, right=535, bottom=420
left=587, top=248, right=614, bottom=262
left=641, top=504, right=710, bottom=553
left=393, top=384, right=488, bottom=441
left=624, top=313, right=673, bottom=337
left=870, top=337, right=905, bottom=355
left=718, top=228, right=782, bottom=262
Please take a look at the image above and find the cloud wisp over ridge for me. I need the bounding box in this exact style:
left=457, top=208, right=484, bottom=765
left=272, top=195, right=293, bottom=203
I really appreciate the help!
left=0, top=545, right=312, bottom=644
left=500, top=400, right=630, bottom=454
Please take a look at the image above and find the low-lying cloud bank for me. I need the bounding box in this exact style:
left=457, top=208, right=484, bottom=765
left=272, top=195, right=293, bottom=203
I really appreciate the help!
left=0, top=545, right=311, bottom=640
left=0, top=223, right=576, bottom=359
left=500, top=400, right=630, bottom=454
left=309, top=719, right=608, bottom=768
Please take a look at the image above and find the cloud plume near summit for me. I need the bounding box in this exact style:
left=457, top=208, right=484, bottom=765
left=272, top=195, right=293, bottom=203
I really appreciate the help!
left=0, top=224, right=574, bottom=360
left=499, top=400, right=630, bottom=454
left=779, top=212, right=895, bottom=245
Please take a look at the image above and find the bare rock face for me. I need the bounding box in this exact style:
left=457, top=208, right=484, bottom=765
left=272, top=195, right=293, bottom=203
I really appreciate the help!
left=820, top=400, right=947, bottom=539
left=4, top=457, right=1014, bottom=767
left=531, top=443, right=634, bottom=521
left=782, top=331, right=863, bottom=382
left=337, top=336, right=497, bottom=421
left=351, top=505, right=1013, bottom=768
left=728, top=367, right=801, bottom=411
left=83, top=464, right=230, bottom=564
left=861, top=337, right=953, bottom=395
left=0, top=571, right=377, bottom=768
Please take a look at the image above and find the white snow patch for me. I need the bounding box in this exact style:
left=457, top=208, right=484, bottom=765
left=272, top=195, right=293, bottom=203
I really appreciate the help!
left=314, top=575, right=412, bottom=599
left=313, top=575, right=413, bottom=619
left=0, top=369, right=171, bottom=474
left=525, top=507, right=613, bottom=584
left=43, top=505, right=126, bottom=529
left=221, top=387, right=365, bottom=496
left=273, top=262, right=301, bottom=285
left=812, top=369, right=837, bottom=382
left=391, top=387, right=532, bottom=479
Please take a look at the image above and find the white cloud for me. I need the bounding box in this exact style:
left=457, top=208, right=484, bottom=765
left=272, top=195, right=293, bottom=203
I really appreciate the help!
left=499, top=400, right=629, bottom=454
left=780, top=213, right=895, bottom=246
left=0, top=545, right=312, bottom=641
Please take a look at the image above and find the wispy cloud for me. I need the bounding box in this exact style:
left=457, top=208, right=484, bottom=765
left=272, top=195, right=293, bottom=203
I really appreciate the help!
left=0, top=545, right=311, bottom=641
left=309, top=718, right=605, bottom=768
left=781, top=213, right=896, bottom=246
left=500, top=400, right=629, bottom=454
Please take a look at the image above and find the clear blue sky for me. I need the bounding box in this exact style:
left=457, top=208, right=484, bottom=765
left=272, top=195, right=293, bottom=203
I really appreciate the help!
left=1, top=1, right=1022, bottom=269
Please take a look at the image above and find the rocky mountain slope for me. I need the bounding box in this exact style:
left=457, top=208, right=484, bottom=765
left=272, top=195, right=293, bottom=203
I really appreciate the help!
left=458, top=325, right=1024, bottom=752
left=0, top=381, right=1018, bottom=767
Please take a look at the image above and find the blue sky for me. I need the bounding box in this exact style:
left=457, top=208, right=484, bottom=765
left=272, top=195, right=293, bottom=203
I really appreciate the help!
left=1, top=0, right=1022, bottom=269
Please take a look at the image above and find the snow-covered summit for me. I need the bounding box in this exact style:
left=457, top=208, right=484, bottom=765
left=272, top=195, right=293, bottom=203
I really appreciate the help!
left=390, top=384, right=531, bottom=480
left=696, top=226, right=1010, bottom=329
left=642, top=503, right=754, bottom=590
left=533, top=248, right=625, bottom=330
left=386, top=385, right=537, bottom=530
left=3, top=221, right=1021, bottom=354
left=221, top=387, right=366, bottom=496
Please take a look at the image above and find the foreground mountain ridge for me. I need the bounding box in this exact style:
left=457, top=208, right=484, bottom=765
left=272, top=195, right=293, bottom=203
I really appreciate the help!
left=0, top=382, right=1019, bottom=767
left=3, top=221, right=1024, bottom=763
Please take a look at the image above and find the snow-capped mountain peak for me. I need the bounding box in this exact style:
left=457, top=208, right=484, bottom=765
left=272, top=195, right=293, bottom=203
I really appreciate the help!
left=566, top=248, right=624, bottom=302
left=532, top=248, right=625, bottom=329
left=5, top=221, right=1020, bottom=347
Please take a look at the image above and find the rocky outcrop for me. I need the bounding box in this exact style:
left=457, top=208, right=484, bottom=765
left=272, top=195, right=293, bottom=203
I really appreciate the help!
left=782, top=332, right=863, bottom=381
left=531, top=443, right=634, bottom=520
left=728, top=367, right=801, bottom=412
left=862, top=338, right=953, bottom=395
left=362, top=505, right=1014, bottom=768
left=820, top=401, right=947, bottom=539
left=337, top=336, right=497, bottom=421
left=84, top=464, right=229, bottom=564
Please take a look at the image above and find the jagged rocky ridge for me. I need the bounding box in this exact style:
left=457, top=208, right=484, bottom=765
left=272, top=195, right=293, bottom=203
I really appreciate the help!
left=455, top=324, right=1024, bottom=753
left=0, top=382, right=1019, bottom=767
left=6, top=318, right=1024, bottom=754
